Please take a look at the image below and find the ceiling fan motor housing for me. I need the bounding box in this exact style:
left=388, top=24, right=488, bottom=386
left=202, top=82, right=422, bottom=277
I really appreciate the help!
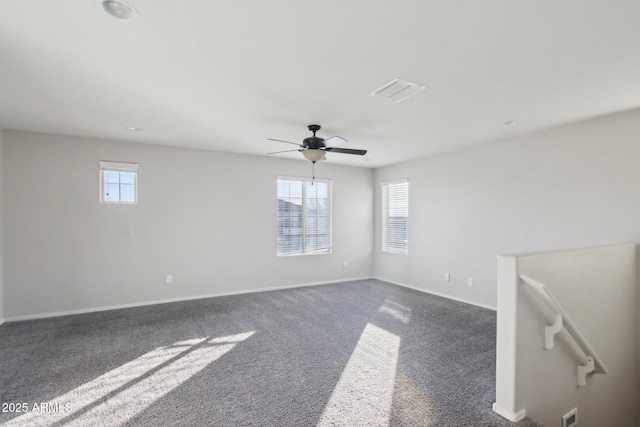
left=303, top=136, right=325, bottom=149
left=303, top=124, right=325, bottom=149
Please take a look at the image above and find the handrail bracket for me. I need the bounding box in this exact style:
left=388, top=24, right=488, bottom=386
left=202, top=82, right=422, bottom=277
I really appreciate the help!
left=577, top=357, right=595, bottom=387
left=545, top=314, right=563, bottom=350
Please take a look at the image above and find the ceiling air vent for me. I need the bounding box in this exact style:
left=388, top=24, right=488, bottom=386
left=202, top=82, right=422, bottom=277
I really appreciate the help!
left=372, top=79, right=426, bottom=103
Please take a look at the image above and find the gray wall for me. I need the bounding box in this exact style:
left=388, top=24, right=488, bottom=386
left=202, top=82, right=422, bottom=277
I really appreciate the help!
left=3, top=131, right=373, bottom=319
left=0, top=130, right=4, bottom=324
left=512, top=244, right=637, bottom=427
left=374, top=108, right=640, bottom=309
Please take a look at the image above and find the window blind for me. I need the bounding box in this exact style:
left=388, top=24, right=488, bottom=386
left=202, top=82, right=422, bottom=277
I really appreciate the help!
left=277, top=177, right=332, bottom=256
left=381, top=179, right=408, bottom=255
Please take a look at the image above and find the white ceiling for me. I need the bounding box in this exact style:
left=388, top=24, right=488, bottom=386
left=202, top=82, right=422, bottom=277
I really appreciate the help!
left=1, top=1, right=639, bottom=168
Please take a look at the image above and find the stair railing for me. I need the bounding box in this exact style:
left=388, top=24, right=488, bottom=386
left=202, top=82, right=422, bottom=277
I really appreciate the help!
left=519, top=274, right=608, bottom=387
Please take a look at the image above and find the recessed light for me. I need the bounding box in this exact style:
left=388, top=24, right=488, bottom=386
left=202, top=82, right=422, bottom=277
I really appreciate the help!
left=504, top=120, right=518, bottom=126
left=98, top=0, right=140, bottom=21
left=125, top=127, right=142, bottom=132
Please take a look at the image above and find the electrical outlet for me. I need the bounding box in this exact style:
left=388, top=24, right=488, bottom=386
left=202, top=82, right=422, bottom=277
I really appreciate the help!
left=467, top=277, right=474, bottom=287
left=444, top=274, right=450, bottom=282
left=166, top=275, right=173, bottom=285
left=562, top=408, right=578, bottom=427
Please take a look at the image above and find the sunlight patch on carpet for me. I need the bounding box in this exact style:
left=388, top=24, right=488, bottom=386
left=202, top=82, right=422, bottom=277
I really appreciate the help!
left=317, top=322, right=400, bottom=427
left=391, top=370, right=437, bottom=425
left=377, top=299, right=412, bottom=324
left=3, top=331, right=254, bottom=427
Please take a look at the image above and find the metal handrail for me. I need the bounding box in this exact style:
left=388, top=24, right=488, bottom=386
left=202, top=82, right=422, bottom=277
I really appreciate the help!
left=519, top=274, right=608, bottom=386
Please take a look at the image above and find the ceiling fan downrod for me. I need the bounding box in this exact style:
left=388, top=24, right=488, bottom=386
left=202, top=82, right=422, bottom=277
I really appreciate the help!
left=308, top=127, right=321, bottom=184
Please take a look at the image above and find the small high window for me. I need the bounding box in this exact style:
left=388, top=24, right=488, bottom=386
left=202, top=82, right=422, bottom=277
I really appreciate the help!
left=99, top=161, right=138, bottom=204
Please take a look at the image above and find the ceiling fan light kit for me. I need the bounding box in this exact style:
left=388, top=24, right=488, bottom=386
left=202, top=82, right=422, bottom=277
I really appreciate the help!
left=302, top=149, right=326, bottom=162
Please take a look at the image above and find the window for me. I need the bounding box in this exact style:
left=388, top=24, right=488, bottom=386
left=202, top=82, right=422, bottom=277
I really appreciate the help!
left=99, top=161, right=138, bottom=204
left=381, top=179, right=408, bottom=255
left=277, top=177, right=332, bottom=256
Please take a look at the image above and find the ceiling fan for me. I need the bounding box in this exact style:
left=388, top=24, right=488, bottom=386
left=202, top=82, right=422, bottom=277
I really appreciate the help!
left=268, top=124, right=367, bottom=163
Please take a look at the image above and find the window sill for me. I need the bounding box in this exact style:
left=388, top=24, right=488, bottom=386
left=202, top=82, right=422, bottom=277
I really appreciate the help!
left=277, top=250, right=332, bottom=257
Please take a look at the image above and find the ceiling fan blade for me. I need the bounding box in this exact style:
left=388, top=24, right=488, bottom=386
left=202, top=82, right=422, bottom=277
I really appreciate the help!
left=324, top=136, right=347, bottom=147
left=267, top=138, right=300, bottom=146
left=323, top=147, right=367, bottom=156
left=267, top=149, right=301, bottom=155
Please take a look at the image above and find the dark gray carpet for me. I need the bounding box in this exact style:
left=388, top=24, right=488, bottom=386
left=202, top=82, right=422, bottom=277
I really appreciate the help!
left=0, top=279, right=541, bottom=426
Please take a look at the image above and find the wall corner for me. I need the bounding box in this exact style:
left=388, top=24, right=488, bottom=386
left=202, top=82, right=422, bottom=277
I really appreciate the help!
left=0, top=128, right=4, bottom=325
left=495, top=254, right=525, bottom=420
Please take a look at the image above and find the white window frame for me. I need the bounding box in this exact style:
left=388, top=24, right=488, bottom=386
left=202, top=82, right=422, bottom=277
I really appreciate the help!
left=381, top=179, right=409, bottom=255
left=99, top=161, right=139, bottom=204
left=277, top=176, right=333, bottom=256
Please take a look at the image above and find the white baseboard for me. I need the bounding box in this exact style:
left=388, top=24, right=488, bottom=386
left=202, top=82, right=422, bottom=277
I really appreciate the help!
left=374, top=277, right=497, bottom=311
left=3, top=276, right=373, bottom=323
left=492, top=402, right=526, bottom=422
left=4, top=276, right=495, bottom=323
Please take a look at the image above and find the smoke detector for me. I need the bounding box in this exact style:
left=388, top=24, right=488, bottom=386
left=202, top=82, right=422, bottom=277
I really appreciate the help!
left=372, top=79, right=426, bottom=102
